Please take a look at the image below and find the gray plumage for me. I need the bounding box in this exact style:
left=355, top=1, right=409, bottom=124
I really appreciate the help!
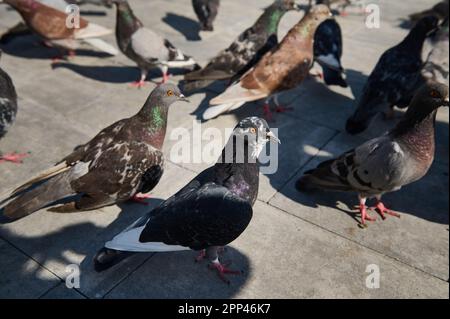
left=422, top=19, right=449, bottom=85
left=346, top=16, right=439, bottom=135
left=109, top=0, right=197, bottom=85
left=0, top=51, right=17, bottom=142
left=192, top=0, right=220, bottom=31
left=297, top=82, right=449, bottom=225
left=1, top=84, right=188, bottom=221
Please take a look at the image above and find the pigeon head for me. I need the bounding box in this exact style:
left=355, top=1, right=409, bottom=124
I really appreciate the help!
left=308, top=4, right=333, bottom=22
left=229, top=117, right=281, bottom=160
left=414, top=15, right=439, bottom=35
left=147, top=83, right=189, bottom=107
left=410, top=81, right=449, bottom=111
left=274, top=0, right=300, bottom=11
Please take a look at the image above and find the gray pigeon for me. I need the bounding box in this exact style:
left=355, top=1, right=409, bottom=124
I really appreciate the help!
left=296, top=81, right=449, bottom=226
left=106, top=0, right=198, bottom=87
left=192, top=0, right=220, bottom=31
left=422, top=18, right=449, bottom=86
left=1, top=84, right=188, bottom=220
left=94, top=117, right=280, bottom=284
left=346, top=16, right=439, bottom=135
left=0, top=51, right=26, bottom=164
left=184, top=0, right=299, bottom=92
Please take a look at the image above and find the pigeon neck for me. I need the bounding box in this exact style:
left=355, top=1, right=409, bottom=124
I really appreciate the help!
left=399, top=23, right=431, bottom=52
left=293, top=15, right=325, bottom=43
left=391, top=106, right=437, bottom=161
left=115, top=1, right=142, bottom=43
left=137, top=97, right=169, bottom=149
left=263, top=6, right=286, bottom=35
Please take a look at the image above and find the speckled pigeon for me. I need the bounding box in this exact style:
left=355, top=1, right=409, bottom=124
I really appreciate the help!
left=346, top=16, right=439, bottom=135
left=0, top=51, right=27, bottom=164
left=0, top=0, right=117, bottom=57
left=297, top=81, right=449, bottom=226
left=203, top=5, right=331, bottom=121
left=1, top=84, right=189, bottom=221
left=192, top=0, right=220, bottom=31
left=313, top=18, right=347, bottom=87
left=184, top=0, right=299, bottom=93
left=105, top=0, right=198, bottom=87
left=94, top=117, right=280, bottom=284
left=422, top=18, right=449, bottom=85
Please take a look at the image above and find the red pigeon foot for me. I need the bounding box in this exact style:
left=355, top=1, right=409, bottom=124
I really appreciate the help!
left=129, top=80, right=146, bottom=88
left=359, top=203, right=376, bottom=226
left=195, top=247, right=226, bottom=262
left=0, top=152, right=29, bottom=164
left=157, top=73, right=172, bottom=85
left=371, top=201, right=401, bottom=220
left=208, top=260, right=241, bottom=284
left=129, top=193, right=151, bottom=205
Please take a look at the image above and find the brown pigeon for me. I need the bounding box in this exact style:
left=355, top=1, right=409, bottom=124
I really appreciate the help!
left=1, top=0, right=115, bottom=57
left=1, top=84, right=189, bottom=221
left=296, top=82, right=449, bottom=226
left=204, top=4, right=332, bottom=120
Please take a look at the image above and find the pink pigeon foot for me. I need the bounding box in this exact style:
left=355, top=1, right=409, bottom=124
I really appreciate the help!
left=129, top=193, right=151, bottom=205
left=208, top=260, right=241, bottom=284
left=0, top=152, right=29, bottom=164
left=359, top=203, right=376, bottom=227
left=129, top=80, right=146, bottom=88
left=371, top=201, right=401, bottom=220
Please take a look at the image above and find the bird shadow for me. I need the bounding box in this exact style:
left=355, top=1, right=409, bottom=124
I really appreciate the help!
left=0, top=35, right=112, bottom=60
left=162, top=13, right=202, bottom=41
left=0, top=197, right=251, bottom=298
left=51, top=62, right=192, bottom=84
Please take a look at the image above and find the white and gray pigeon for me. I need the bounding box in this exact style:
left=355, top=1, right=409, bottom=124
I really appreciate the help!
left=106, top=0, right=198, bottom=87
left=297, top=81, right=449, bottom=226
left=1, top=84, right=189, bottom=220
left=0, top=51, right=27, bottom=164
left=192, top=0, right=220, bottom=31
left=94, top=117, right=280, bottom=284
left=313, top=18, right=347, bottom=87
left=422, top=18, right=449, bottom=86
left=346, top=16, right=439, bottom=135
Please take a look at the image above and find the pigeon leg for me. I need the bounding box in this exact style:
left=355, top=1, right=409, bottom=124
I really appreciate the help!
left=157, top=65, right=171, bottom=84
left=205, top=246, right=241, bottom=284
left=358, top=196, right=376, bottom=226
left=129, top=193, right=151, bottom=205
left=0, top=152, right=29, bottom=164
left=371, top=198, right=401, bottom=220
left=273, top=94, right=293, bottom=113
left=130, top=70, right=148, bottom=88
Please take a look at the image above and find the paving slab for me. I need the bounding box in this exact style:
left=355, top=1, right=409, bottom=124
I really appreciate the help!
left=39, top=283, right=86, bottom=299
left=106, top=201, right=448, bottom=299
left=270, top=132, right=449, bottom=281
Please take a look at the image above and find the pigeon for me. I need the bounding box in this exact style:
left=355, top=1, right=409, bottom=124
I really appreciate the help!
left=0, top=51, right=27, bottom=164
left=310, top=0, right=362, bottom=16
left=192, top=0, right=220, bottom=32
left=422, top=18, right=449, bottom=86
left=346, top=15, right=439, bottom=135
left=203, top=5, right=332, bottom=121
left=1, top=84, right=189, bottom=221
left=313, top=18, right=347, bottom=87
left=183, top=0, right=299, bottom=93
left=409, top=0, right=449, bottom=24
left=0, top=0, right=117, bottom=57
left=296, top=81, right=449, bottom=226
left=105, top=0, right=198, bottom=87
left=94, top=117, right=280, bottom=283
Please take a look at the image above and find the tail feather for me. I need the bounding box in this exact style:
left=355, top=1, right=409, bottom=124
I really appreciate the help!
left=202, top=101, right=245, bottom=120
left=296, top=164, right=352, bottom=193
left=2, top=171, right=76, bottom=221
left=83, top=38, right=119, bottom=56
left=210, top=82, right=267, bottom=105
left=183, top=79, right=215, bottom=93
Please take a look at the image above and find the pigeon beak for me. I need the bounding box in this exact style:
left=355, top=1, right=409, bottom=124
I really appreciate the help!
left=178, top=94, right=190, bottom=103
left=444, top=95, right=449, bottom=107
left=266, top=131, right=281, bottom=144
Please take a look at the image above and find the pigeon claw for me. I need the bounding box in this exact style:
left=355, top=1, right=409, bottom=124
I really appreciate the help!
left=208, top=261, right=241, bottom=285
left=371, top=201, right=401, bottom=220
left=129, top=80, right=146, bottom=88
left=359, top=204, right=376, bottom=226
left=0, top=152, right=29, bottom=164
left=129, top=193, right=151, bottom=205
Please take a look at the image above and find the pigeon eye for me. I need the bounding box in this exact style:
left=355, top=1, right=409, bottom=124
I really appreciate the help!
left=249, top=128, right=257, bottom=134
left=167, top=90, right=174, bottom=96
left=430, top=90, right=441, bottom=98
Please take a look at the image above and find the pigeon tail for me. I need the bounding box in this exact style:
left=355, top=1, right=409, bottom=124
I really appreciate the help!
left=203, top=101, right=245, bottom=120
left=210, top=82, right=268, bottom=105
left=105, top=225, right=190, bottom=253
left=2, top=170, right=76, bottom=221
left=83, top=38, right=119, bottom=55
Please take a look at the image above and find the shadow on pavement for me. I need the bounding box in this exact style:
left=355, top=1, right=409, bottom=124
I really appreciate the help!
left=162, top=13, right=202, bottom=41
